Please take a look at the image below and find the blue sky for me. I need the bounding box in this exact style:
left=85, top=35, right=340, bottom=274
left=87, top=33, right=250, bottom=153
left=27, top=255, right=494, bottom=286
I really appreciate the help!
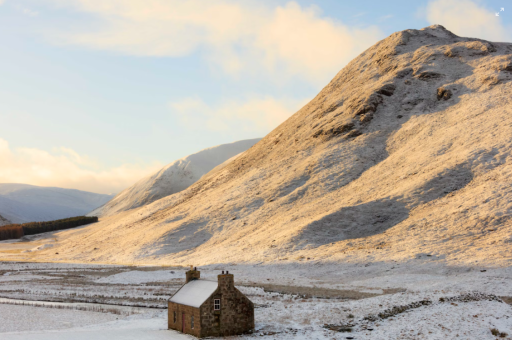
left=0, top=0, right=510, bottom=193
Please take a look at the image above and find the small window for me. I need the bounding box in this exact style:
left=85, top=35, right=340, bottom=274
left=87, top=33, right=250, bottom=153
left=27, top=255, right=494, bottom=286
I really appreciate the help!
left=214, top=299, right=220, bottom=310
left=191, top=315, right=194, bottom=329
left=173, top=311, right=177, bottom=323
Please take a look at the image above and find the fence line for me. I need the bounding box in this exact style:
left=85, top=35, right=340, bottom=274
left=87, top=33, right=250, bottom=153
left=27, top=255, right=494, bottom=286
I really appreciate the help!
left=0, top=297, right=150, bottom=316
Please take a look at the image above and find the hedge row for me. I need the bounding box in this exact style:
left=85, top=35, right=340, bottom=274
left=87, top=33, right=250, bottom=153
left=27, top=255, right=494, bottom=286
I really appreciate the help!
left=0, top=216, right=98, bottom=241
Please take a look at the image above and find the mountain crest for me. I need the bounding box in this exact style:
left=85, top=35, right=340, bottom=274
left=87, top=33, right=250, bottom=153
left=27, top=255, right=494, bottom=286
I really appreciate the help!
left=29, top=26, right=512, bottom=267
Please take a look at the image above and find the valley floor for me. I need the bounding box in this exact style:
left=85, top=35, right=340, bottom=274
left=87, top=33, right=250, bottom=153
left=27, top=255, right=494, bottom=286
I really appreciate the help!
left=0, top=261, right=511, bottom=339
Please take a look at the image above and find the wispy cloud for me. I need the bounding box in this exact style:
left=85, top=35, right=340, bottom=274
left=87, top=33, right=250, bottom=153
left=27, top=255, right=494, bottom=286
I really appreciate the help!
left=170, top=95, right=309, bottom=134
left=39, top=0, right=382, bottom=85
left=15, top=5, right=39, bottom=17
left=378, top=14, right=393, bottom=22
left=0, top=139, right=162, bottom=194
left=426, top=0, right=511, bottom=41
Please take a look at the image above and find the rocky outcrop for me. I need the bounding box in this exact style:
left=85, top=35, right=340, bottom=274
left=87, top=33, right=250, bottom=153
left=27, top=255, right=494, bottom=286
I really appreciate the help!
left=437, top=87, right=452, bottom=100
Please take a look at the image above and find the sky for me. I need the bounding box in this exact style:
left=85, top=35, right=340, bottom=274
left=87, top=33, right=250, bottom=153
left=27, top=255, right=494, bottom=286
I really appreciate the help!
left=0, top=0, right=510, bottom=194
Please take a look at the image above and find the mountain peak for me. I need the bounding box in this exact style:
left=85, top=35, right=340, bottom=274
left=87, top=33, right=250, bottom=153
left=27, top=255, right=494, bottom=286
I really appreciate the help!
left=27, top=27, right=512, bottom=267
left=90, top=139, right=261, bottom=217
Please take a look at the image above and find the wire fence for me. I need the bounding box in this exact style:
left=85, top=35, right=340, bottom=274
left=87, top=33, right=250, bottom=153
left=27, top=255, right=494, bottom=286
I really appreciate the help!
left=0, top=297, right=150, bottom=316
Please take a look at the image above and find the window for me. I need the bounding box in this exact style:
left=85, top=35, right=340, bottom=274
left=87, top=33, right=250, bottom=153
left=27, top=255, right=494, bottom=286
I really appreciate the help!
left=214, top=299, right=220, bottom=310
left=173, top=311, right=177, bottom=323
left=191, top=315, right=194, bottom=329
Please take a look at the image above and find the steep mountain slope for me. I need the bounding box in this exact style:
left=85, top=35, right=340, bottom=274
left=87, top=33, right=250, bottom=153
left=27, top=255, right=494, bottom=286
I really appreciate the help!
left=33, top=25, right=512, bottom=267
left=0, top=183, right=113, bottom=224
left=89, top=139, right=260, bottom=217
left=0, top=214, right=11, bottom=227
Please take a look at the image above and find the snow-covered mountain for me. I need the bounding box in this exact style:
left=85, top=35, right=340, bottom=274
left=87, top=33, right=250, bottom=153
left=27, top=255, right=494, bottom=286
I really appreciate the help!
left=0, top=214, right=11, bottom=226
left=0, top=183, right=113, bottom=224
left=22, top=25, right=512, bottom=267
left=89, top=139, right=261, bottom=217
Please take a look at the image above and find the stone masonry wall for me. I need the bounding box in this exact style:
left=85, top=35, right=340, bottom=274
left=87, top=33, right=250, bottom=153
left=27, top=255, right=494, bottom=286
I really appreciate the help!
left=199, top=274, right=254, bottom=337
left=186, top=269, right=201, bottom=283
left=168, top=302, right=201, bottom=338
left=200, top=292, right=221, bottom=337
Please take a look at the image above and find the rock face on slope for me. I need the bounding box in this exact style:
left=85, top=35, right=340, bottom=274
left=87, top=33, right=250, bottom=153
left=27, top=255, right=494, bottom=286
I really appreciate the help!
left=89, top=139, right=261, bottom=217
left=0, top=183, right=113, bottom=224
left=32, top=25, right=512, bottom=266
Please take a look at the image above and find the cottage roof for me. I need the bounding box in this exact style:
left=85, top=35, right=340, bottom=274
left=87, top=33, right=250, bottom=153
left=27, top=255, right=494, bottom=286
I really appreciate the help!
left=169, top=279, right=218, bottom=308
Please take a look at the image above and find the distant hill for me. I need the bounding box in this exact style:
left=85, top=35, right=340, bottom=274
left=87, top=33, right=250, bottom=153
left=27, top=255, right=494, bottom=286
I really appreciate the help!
left=0, top=183, right=113, bottom=224
left=0, top=214, right=11, bottom=227
left=89, top=139, right=261, bottom=217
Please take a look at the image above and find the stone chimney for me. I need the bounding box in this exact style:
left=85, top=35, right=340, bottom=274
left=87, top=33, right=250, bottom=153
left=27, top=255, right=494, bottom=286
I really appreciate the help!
left=218, top=271, right=234, bottom=292
left=186, top=266, right=200, bottom=283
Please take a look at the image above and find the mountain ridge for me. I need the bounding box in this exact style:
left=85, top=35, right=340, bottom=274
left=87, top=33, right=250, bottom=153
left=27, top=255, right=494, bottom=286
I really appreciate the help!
left=89, top=139, right=261, bottom=217
left=18, top=25, right=512, bottom=267
left=0, top=183, right=113, bottom=224
left=0, top=214, right=11, bottom=227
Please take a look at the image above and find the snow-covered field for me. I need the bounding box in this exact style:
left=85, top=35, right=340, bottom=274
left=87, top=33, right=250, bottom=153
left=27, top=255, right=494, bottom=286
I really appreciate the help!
left=0, top=261, right=511, bottom=339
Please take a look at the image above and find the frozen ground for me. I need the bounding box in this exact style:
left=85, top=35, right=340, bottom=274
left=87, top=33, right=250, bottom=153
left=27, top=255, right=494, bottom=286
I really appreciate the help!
left=0, top=304, right=119, bottom=333
left=0, top=306, right=186, bottom=340
left=0, top=261, right=511, bottom=339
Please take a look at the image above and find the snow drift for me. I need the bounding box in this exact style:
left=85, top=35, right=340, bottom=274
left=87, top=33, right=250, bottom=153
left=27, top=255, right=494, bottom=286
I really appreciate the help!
left=25, top=25, right=512, bottom=267
left=89, top=139, right=261, bottom=217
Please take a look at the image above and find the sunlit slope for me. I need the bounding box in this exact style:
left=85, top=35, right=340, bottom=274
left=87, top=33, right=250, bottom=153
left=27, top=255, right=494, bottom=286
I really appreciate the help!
left=39, top=25, right=512, bottom=267
left=89, top=139, right=261, bottom=217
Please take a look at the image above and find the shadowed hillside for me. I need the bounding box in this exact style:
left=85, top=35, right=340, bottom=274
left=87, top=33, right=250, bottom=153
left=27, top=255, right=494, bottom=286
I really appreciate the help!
left=0, top=184, right=113, bottom=224
left=20, top=25, right=512, bottom=267
left=0, top=214, right=10, bottom=227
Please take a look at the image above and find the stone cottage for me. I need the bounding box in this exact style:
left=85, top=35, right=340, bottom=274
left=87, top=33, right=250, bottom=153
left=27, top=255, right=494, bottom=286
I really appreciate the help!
left=168, top=267, right=254, bottom=338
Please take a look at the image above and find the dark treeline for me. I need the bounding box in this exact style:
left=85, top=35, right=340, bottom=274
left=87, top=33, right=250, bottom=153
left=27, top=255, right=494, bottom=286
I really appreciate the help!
left=0, top=225, right=24, bottom=241
left=0, top=216, right=98, bottom=241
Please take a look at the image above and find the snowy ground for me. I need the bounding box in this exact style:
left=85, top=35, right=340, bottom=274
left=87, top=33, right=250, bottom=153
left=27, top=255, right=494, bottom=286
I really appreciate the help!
left=0, top=307, right=186, bottom=340
left=0, top=261, right=511, bottom=339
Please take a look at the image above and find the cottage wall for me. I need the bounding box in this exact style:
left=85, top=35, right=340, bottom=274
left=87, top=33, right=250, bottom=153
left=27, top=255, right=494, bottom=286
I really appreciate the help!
left=168, top=302, right=201, bottom=338
left=199, top=274, right=254, bottom=337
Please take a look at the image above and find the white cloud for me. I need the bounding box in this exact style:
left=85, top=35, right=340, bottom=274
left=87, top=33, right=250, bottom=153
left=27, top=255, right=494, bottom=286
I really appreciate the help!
left=15, top=4, right=39, bottom=17
left=170, top=95, right=309, bottom=134
left=426, top=0, right=511, bottom=42
left=0, top=139, right=162, bottom=194
left=42, top=0, right=382, bottom=84
left=379, top=15, right=393, bottom=22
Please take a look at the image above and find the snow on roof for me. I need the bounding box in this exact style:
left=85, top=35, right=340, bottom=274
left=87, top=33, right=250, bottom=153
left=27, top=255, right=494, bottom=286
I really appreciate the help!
left=169, top=279, right=218, bottom=308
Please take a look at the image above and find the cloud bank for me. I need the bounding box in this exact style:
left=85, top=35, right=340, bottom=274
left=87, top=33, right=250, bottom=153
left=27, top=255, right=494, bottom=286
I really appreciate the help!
left=170, top=96, right=309, bottom=135
left=45, top=0, right=382, bottom=85
left=0, top=139, right=162, bottom=194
